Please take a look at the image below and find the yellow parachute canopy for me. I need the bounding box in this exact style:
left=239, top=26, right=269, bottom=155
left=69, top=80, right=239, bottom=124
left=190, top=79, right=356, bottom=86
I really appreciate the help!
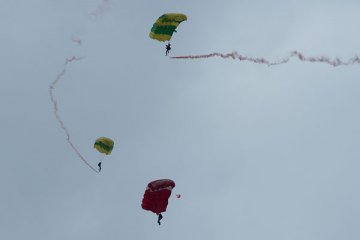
left=149, top=13, right=187, bottom=42
left=94, top=137, right=114, bottom=155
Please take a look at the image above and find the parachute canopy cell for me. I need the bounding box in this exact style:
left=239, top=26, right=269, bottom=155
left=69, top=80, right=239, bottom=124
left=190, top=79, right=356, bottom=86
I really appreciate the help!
left=149, top=13, right=187, bottom=42
left=141, top=179, right=175, bottom=214
left=94, top=137, right=114, bottom=155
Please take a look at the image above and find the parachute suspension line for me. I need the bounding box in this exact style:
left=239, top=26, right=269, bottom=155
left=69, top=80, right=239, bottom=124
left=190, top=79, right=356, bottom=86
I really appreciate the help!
left=98, top=154, right=105, bottom=165
left=49, top=56, right=99, bottom=173
left=171, top=51, right=360, bottom=67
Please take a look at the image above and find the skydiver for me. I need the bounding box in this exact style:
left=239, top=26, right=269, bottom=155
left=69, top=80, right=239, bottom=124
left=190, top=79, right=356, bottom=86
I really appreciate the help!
left=98, top=161, right=102, bottom=172
left=165, top=43, right=171, bottom=56
left=157, top=213, right=163, bottom=225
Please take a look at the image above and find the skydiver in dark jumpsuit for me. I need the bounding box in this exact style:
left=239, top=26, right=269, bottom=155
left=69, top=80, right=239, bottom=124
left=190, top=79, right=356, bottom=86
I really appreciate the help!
left=165, top=43, right=171, bottom=56
left=157, top=213, right=163, bottom=225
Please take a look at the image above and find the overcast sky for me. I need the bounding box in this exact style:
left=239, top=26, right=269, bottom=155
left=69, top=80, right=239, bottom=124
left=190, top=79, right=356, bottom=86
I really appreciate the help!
left=1, top=1, right=360, bottom=239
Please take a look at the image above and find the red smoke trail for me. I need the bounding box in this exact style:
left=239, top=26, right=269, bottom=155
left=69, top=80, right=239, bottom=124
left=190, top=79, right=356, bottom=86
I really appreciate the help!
left=49, top=56, right=99, bottom=173
left=172, top=51, right=360, bottom=67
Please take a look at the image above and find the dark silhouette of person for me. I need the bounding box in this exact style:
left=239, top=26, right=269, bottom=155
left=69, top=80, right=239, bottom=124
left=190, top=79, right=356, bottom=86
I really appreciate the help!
left=165, top=43, right=171, bottom=56
left=157, top=213, right=163, bottom=225
left=98, top=162, right=102, bottom=172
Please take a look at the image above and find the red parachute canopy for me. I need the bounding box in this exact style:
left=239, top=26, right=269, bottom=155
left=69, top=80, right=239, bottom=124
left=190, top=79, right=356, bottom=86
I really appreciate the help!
left=141, top=179, right=175, bottom=214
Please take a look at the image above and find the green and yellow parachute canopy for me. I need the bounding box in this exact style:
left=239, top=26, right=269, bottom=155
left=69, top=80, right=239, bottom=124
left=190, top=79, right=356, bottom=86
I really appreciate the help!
left=94, top=137, right=114, bottom=155
left=149, top=13, right=187, bottom=42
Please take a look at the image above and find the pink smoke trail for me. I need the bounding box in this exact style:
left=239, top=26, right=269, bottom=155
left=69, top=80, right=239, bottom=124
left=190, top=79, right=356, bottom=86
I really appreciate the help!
left=49, top=1, right=115, bottom=173
left=172, top=51, right=360, bottom=67
left=49, top=56, right=99, bottom=173
left=89, top=0, right=112, bottom=18
left=71, top=36, right=82, bottom=46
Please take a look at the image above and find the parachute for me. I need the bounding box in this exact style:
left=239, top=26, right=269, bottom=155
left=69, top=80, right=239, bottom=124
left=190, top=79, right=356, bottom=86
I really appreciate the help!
left=94, top=137, right=114, bottom=172
left=141, top=179, right=175, bottom=214
left=149, top=13, right=187, bottom=42
left=94, top=137, right=114, bottom=155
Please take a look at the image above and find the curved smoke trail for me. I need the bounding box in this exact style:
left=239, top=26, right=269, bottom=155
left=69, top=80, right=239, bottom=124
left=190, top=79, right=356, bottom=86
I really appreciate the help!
left=172, top=51, right=360, bottom=67
left=49, top=56, right=99, bottom=173
left=90, top=0, right=112, bottom=18
left=49, top=1, right=114, bottom=173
